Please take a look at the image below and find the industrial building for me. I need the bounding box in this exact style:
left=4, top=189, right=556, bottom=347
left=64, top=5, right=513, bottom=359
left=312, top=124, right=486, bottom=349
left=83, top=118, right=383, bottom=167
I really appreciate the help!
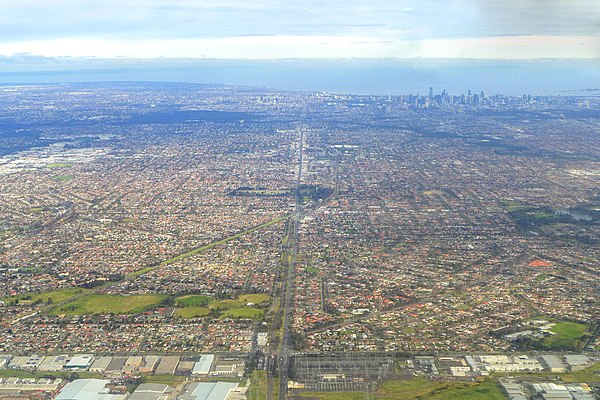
left=155, top=356, right=180, bottom=375
left=540, top=355, right=567, bottom=373
left=54, top=378, right=128, bottom=400
left=65, top=354, right=94, bottom=370
left=211, top=357, right=244, bottom=377
left=123, top=356, right=144, bottom=375
left=178, top=382, right=239, bottom=400
left=105, top=357, right=128, bottom=375
left=37, top=354, right=69, bottom=371
left=90, top=356, right=114, bottom=373
left=528, top=382, right=595, bottom=400
left=140, top=356, right=160, bottom=374
left=8, top=354, right=45, bottom=371
left=129, top=383, right=172, bottom=400
left=565, top=355, right=593, bottom=371
left=191, top=355, right=214, bottom=376
left=0, top=377, right=62, bottom=393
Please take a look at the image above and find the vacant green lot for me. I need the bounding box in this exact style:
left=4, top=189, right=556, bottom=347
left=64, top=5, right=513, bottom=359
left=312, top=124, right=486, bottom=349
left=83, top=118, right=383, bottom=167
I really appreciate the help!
left=139, top=374, right=187, bottom=386
left=425, top=380, right=505, bottom=400
left=376, top=377, right=449, bottom=398
left=247, top=371, right=277, bottom=400
left=176, top=295, right=214, bottom=307
left=305, top=266, right=319, bottom=275
left=2, top=288, right=88, bottom=305
left=221, top=308, right=264, bottom=320
left=46, top=162, right=72, bottom=169
left=51, top=294, right=166, bottom=315
left=144, top=375, right=243, bottom=386
left=301, top=378, right=505, bottom=400
left=239, top=294, right=270, bottom=304
left=55, top=175, right=74, bottom=181
left=299, top=392, right=367, bottom=400
left=175, top=307, right=211, bottom=318
left=542, top=322, right=588, bottom=350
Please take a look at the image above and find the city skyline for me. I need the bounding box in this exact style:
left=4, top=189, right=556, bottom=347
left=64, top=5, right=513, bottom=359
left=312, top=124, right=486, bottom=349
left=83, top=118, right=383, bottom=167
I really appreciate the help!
left=0, top=3, right=598, bottom=398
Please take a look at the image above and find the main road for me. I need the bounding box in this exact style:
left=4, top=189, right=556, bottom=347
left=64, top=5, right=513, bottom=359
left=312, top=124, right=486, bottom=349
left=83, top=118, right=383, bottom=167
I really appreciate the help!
left=267, top=127, right=305, bottom=400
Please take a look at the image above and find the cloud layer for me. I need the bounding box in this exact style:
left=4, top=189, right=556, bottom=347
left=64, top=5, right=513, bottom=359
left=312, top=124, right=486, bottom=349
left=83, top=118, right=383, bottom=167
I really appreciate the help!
left=0, top=0, right=598, bottom=59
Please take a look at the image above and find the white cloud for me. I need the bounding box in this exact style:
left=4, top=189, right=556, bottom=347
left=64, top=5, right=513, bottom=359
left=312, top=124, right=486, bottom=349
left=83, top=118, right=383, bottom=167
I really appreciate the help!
left=0, top=36, right=392, bottom=59
left=0, top=1, right=598, bottom=59
left=417, top=36, right=600, bottom=59
left=0, top=34, right=597, bottom=60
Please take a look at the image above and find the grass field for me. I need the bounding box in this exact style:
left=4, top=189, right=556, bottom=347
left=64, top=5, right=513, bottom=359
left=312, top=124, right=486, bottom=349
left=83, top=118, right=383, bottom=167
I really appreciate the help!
left=139, top=374, right=188, bottom=386
left=305, top=266, right=319, bottom=275
left=46, top=162, right=72, bottom=169
left=298, top=392, right=367, bottom=400
left=51, top=294, right=166, bottom=315
left=2, top=288, right=88, bottom=305
left=246, top=371, right=278, bottom=400
left=239, top=294, right=270, bottom=304
left=560, top=361, right=600, bottom=383
left=175, top=307, right=211, bottom=318
left=375, top=377, right=449, bottom=398
left=221, top=308, right=264, bottom=320
left=209, top=299, right=245, bottom=310
left=55, top=174, right=74, bottom=181
left=299, top=378, right=505, bottom=400
left=542, top=322, right=588, bottom=350
left=422, top=190, right=445, bottom=196
left=176, top=295, right=214, bottom=307
left=502, top=201, right=529, bottom=212
left=425, top=380, right=505, bottom=400
left=174, top=294, right=268, bottom=319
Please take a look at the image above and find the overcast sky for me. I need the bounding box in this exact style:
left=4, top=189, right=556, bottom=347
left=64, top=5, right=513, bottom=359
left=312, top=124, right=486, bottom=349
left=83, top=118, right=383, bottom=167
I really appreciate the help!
left=0, top=0, right=598, bottom=59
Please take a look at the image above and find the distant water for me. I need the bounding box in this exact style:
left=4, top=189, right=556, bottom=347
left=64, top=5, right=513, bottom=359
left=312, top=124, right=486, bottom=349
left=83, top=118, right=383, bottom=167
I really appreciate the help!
left=0, top=58, right=599, bottom=96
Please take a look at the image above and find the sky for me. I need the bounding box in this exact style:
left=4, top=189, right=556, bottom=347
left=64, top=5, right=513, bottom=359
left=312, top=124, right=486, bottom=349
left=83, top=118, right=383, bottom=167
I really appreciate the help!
left=0, top=0, right=599, bottom=60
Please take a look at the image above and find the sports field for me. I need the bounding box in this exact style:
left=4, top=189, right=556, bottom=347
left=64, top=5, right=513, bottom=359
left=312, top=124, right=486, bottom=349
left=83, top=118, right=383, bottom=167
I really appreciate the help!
left=176, top=295, right=214, bottom=307
left=239, top=294, right=270, bottom=304
left=175, top=307, right=212, bottom=318
left=2, top=288, right=88, bottom=305
left=173, top=294, right=269, bottom=320
left=221, top=308, right=264, bottom=320
left=542, top=322, right=588, bottom=350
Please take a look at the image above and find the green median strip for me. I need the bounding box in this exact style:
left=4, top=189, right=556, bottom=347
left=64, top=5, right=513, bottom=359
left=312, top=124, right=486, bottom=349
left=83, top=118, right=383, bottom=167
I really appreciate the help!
left=126, top=215, right=286, bottom=279
left=160, top=215, right=288, bottom=267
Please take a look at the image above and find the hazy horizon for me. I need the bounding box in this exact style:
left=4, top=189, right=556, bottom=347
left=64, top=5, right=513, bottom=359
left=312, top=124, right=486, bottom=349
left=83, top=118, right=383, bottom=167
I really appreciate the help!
left=1, top=1, right=598, bottom=95
left=1, top=58, right=599, bottom=96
